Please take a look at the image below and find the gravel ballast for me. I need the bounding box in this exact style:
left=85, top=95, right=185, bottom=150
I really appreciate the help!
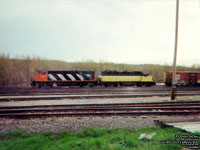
left=1, top=115, right=200, bottom=133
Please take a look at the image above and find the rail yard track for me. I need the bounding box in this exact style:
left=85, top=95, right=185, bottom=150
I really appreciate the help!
left=0, top=86, right=200, bottom=96
left=1, top=92, right=200, bottom=101
left=1, top=101, right=200, bottom=118
left=0, top=86, right=200, bottom=101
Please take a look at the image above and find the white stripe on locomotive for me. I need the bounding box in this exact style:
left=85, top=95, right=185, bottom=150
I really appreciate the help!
left=48, top=74, right=57, bottom=81
left=76, top=74, right=84, bottom=81
left=86, top=74, right=92, bottom=79
left=57, top=74, right=67, bottom=81
left=67, top=74, right=76, bottom=81
left=86, top=74, right=91, bottom=77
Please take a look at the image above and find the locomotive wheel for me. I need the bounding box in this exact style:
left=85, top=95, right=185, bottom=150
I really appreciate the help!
left=38, top=83, right=43, bottom=88
left=119, top=83, right=123, bottom=86
left=145, top=83, right=152, bottom=87
left=136, top=83, right=142, bottom=87
left=113, top=83, right=118, bottom=87
left=31, top=82, right=36, bottom=87
left=103, top=83, right=109, bottom=87
left=52, top=83, right=57, bottom=87
left=89, top=83, right=94, bottom=87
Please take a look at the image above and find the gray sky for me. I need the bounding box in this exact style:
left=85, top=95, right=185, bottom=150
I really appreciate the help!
left=0, top=0, right=200, bottom=66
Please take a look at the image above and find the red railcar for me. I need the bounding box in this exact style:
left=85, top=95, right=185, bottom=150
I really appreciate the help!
left=164, top=71, right=200, bottom=86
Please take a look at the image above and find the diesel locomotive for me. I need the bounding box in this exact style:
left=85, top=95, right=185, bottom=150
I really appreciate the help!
left=100, top=71, right=155, bottom=87
left=31, top=70, right=155, bottom=88
left=31, top=70, right=97, bottom=88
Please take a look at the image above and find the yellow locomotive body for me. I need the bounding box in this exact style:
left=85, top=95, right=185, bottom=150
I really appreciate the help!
left=101, top=71, right=154, bottom=87
left=101, top=76, right=141, bottom=82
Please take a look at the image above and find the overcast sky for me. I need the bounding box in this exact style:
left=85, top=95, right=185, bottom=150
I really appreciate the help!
left=0, top=0, right=199, bottom=66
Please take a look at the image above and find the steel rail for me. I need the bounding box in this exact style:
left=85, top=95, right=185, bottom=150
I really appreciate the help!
left=1, top=106, right=200, bottom=114
left=1, top=92, right=200, bottom=101
left=0, top=111, right=200, bottom=118
left=1, top=90, right=200, bottom=96
left=1, top=101, right=200, bottom=109
left=0, top=101, right=200, bottom=110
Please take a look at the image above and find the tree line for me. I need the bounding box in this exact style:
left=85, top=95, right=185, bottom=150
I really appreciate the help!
left=0, top=54, right=199, bottom=86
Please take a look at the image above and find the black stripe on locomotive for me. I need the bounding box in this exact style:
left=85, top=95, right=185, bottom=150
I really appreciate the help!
left=101, top=71, right=149, bottom=76
left=47, top=71, right=95, bottom=81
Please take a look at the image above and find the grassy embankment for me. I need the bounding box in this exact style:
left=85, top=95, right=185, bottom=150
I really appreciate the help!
left=0, top=127, right=199, bottom=150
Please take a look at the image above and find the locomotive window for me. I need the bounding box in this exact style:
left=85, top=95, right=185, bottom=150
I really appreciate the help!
left=143, top=72, right=149, bottom=76
left=36, top=70, right=47, bottom=75
left=134, top=72, right=143, bottom=75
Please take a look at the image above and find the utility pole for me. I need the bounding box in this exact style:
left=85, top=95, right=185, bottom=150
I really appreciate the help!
left=171, top=0, right=179, bottom=100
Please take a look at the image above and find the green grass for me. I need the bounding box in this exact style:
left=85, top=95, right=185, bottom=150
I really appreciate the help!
left=0, top=127, right=199, bottom=150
